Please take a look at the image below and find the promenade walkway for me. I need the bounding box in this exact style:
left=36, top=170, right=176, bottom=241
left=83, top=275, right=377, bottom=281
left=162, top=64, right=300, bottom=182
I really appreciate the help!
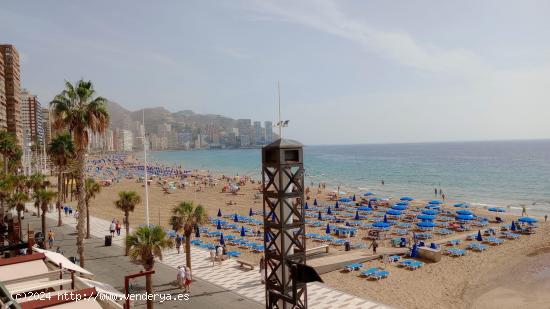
left=47, top=212, right=390, bottom=309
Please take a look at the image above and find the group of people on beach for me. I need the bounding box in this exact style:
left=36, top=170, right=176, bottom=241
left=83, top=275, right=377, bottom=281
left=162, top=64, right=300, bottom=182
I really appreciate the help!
left=109, top=218, right=122, bottom=237
left=176, top=265, right=192, bottom=293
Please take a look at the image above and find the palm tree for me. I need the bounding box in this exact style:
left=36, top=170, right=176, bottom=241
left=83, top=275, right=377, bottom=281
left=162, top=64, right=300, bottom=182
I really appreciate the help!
left=48, top=133, right=75, bottom=227
left=126, top=225, right=173, bottom=309
left=33, top=189, right=57, bottom=237
left=8, top=191, right=29, bottom=240
left=170, top=201, right=208, bottom=268
left=0, top=130, right=18, bottom=174
left=0, top=174, right=14, bottom=244
left=84, top=178, right=101, bottom=239
left=51, top=80, right=109, bottom=267
left=28, top=173, right=49, bottom=217
left=115, top=191, right=141, bottom=255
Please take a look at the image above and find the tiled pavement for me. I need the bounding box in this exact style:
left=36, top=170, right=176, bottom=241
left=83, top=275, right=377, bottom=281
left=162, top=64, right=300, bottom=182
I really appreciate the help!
left=48, top=212, right=390, bottom=309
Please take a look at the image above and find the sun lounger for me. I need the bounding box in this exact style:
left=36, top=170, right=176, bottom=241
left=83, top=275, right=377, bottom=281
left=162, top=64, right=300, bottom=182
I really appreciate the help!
left=447, top=239, right=461, bottom=246
left=368, top=270, right=390, bottom=280
left=389, top=255, right=401, bottom=262
left=360, top=267, right=379, bottom=277
left=446, top=248, right=466, bottom=257
left=484, top=237, right=504, bottom=245
left=400, top=260, right=424, bottom=270
left=468, top=243, right=488, bottom=251
left=344, top=263, right=363, bottom=271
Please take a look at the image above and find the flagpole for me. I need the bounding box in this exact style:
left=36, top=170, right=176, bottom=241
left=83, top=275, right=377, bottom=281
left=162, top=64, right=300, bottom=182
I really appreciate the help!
left=143, top=109, right=150, bottom=226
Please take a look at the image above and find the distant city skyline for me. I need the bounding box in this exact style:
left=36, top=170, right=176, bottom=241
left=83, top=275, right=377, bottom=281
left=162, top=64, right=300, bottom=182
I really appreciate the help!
left=2, top=0, right=549, bottom=145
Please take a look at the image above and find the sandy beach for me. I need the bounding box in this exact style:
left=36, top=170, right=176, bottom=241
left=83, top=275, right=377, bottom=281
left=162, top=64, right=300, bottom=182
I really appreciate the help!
left=55, top=154, right=550, bottom=309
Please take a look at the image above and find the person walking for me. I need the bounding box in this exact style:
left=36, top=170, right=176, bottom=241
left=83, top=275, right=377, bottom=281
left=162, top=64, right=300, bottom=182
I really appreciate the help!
left=368, top=240, right=378, bottom=254
left=183, top=266, right=192, bottom=293
left=115, top=219, right=121, bottom=236
left=216, top=245, right=223, bottom=265
left=176, top=235, right=182, bottom=254
left=177, top=266, right=186, bottom=289
left=109, top=220, right=116, bottom=237
left=545, top=214, right=548, bottom=222
left=47, top=229, right=55, bottom=249
left=259, top=256, right=266, bottom=284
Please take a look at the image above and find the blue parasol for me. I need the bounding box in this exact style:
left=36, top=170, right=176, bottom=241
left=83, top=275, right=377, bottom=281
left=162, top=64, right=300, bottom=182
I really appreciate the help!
left=457, top=214, right=475, bottom=221
left=346, top=221, right=350, bottom=227
left=352, top=194, right=356, bottom=201
left=318, top=211, right=322, bottom=220
left=338, top=198, right=351, bottom=203
left=364, top=192, right=374, bottom=196
left=416, top=221, right=435, bottom=228
left=240, top=226, right=246, bottom=237
left=386, top=209, right=402, bottom=216
left=233, top=213, right=239, bottom=222
left=488, top=207, right=506, bottom=213
left=373, top=221, right=391, bottom=229
left=400, top=196, right=414, bottom=201
left=220, top=233, right=225, bottom=245
left=217, top=208, right=222, bottom=217
left=327, top=207, right=332, bottom=215
left=392, top=204, right=408, bottom=211
left=216, top=220, right=222, bottom=230
left=304, top=203, right=309, bottom=210
left=429, top=200, right=442, bottom=205
left=264, top=232, right=270, bottom=242
left=354, top=211, right=360, bottom=220
left=417, top=214, right=436, bottom=221
left=510, top=220, right=516, bottom=231
left=335, top=201, right=339, bottom=209
left=518, top=217, right=537, bottom=223
left=249, top=208, right=253, bottom=216
left=314, top=199, right=318, bottom=206
left=195, top=226, right=200, bottom=238
left=422, top=209, right=438, bottom=216
left=383, top=214, right=388, bottom=223
left=456, top=210, right=473, bottom=216
left=476, top=230, right=483, bottom=241
left=411, top=243, right=418, bottom=258
left=358, top=205, right=372, bottom=211
left=325, top=223, right=331, bottom=234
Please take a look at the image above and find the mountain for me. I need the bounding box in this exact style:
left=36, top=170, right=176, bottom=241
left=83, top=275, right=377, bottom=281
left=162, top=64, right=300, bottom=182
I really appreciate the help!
left=105, top=101, right=239, bottom=134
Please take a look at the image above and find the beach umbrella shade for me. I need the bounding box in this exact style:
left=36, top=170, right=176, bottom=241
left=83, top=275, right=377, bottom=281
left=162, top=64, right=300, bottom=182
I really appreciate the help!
left=518, top=217, right=538, bottom=223
left=370, top=198, right=379, bottom=202
left=271, top=212, right=276, bottom=222
left=454, top=203, right=466, bottom=208
left=425, top=204, right=440, bottom=210
left=429, top=200, right=443, bottom=205
left=416, top=221, right=435, bottom=228
left=373, top=221, right=391, bottom=229
left=364, top=192, right=374, bottom=196
left=510, top=220, right=516, bottom=231
left=354, top=211, right=360, bottom=220
left=335, top=201, right=339, bottom=209
left=422, top=209, right=438, bottom=216
left=249, top=208, right=253, bottom=216
left=456, top=214, right=475, bottom=221
left=327, top=207, right=332, bottom=215
left=476, top=230, right=483, bottom=242
left=417, top=214, right=436, bottom=221
left=456, top=210, right=473, bottom=216
left=358, top=205, right=372, bottom=211
left=217, top=208, right=222, bottom=217
left=392, top=204, right=408, bottom=211
left=233, top=214, right=239, bottom=222
left=264, top=232, right=270, bottom=243
left=352, top=194, right=356, bottom=201
left=339, top=198, right=351, bottom=203
left=195, top=226, right=200, bottom=238
left=400, top=197, right=414, bottom=201
left=240, top=226, right=246, bottom=237
left=488, top=207, right=506, bottom=213
left=314, top=199, right=318, bottom=206
left=318, top=211, right=322, bottom=220
left=383, top=214, right=388, bottom=223
left=325, top=223, right=331, bottom=234
left=216, top=220, right=222, bottom=230
left=386, top=209, right=402, bottom=216
left=396, top=201, right=409, bottom=206
left=220, top=233, right=225, bottom=245
left=346, top=221, right=351, bottom=227
left=411, top=243, right=418, bottom=258
left=304, top=203, right=309, bottom=210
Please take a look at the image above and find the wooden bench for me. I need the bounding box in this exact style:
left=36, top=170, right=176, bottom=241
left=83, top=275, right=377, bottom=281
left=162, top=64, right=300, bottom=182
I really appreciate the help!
left=306, top=245, right=330, bottom=254
left=236, top=260, right=255, bottom=270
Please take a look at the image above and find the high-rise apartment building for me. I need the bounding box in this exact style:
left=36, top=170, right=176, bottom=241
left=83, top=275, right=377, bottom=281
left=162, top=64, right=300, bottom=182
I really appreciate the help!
left=0, top=44, right=23, bottom=145
left=264, top=121, right=273, bottom=143
left=0, top=51, right=6, bottom=129
left=253, top=121, right=262, bottom=145
left=121, top=130, right=133, bottom=151
left=237, top=119, right=252, bottom=146
left=42, top=108, right=51, bottom=146
left=21, top=89, right=44, bottom=145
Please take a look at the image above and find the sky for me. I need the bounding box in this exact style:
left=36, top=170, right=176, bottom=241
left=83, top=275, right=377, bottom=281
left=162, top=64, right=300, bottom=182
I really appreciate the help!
left=1, top=0, right=550, bottom=145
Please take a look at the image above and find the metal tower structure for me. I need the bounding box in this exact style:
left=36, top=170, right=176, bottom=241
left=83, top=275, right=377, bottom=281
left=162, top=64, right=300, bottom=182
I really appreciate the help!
left=262, top=138, right=307, bottom=309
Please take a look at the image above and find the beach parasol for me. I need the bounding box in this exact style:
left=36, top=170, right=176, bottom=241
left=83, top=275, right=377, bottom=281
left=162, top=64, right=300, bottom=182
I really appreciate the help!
left=518, top=217, right=537, bottom=223
left=396, top=201, right=409, bottom=206
left=352, top=194, right=356, bottom=201
left=346, top=221, right=351, bottom=227
left=417, top=214, right=436, bottom=221
left=364, top=192, right=374, bottom=196
left=392, top=204, right=408, bottom=211
left=327, top=207, right=332, bottom=215
left=386, top=209, right=402, bottom=216
left=488, top=207, right=506, bottom=213
left=354, top=211, right=360, bottom=220
left=373, top=221, right=391, bottom=229
left=217, top=208, right=222, bottom=217
left=358, top=205, right=372, bottom=211
left=325, top=223, right=331, bottom=234
left=233, top=213, right=239, bottom=222
left=271, top=212, right=276, bottom=222
left=411, top=243, right=418, bottom=258
left=370, top=198, right=379, bottom=202
left=339, top=197, right=351, bottom=203
left=240, top=226, right=246, bottom=237
left=425, top=204, right=440, bottom=210
left=314, top=199, right=318, bottom=206
left=456, top=214, right=475, bottom=221
left=456, top=210, right=473, bottom=216
left=422, top=209, right=438, bottom=216
left=476, top=230, right=483, bottom=241
left=383, top=214, right=388, bottom=223
left=454, top=203, right=467, bottom=208
left=220, top=233, right=225, bottom=245
left=264, top=232, right=270, bottom=242
left=416, top=221, right=435, bottom=228
left=335, top=201, right=339, bottom=209
left=318, top=211, right=322, bottom=220
left=304, top=203, right=309, bottom=210
left=400, top=196, right=414, bottom=201
left=216, top=220, right=222, bottom=230
left=195, top=226, right=200, bottom=238
left=249, top=208, right=253, bottom=216
left=429, top=200, right=443, bottom=205
left=510, top=220, right=516, bottom=231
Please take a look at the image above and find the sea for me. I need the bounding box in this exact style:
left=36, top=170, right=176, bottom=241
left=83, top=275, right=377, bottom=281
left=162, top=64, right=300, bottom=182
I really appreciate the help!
left=149, top=139, right=550, bottom=215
